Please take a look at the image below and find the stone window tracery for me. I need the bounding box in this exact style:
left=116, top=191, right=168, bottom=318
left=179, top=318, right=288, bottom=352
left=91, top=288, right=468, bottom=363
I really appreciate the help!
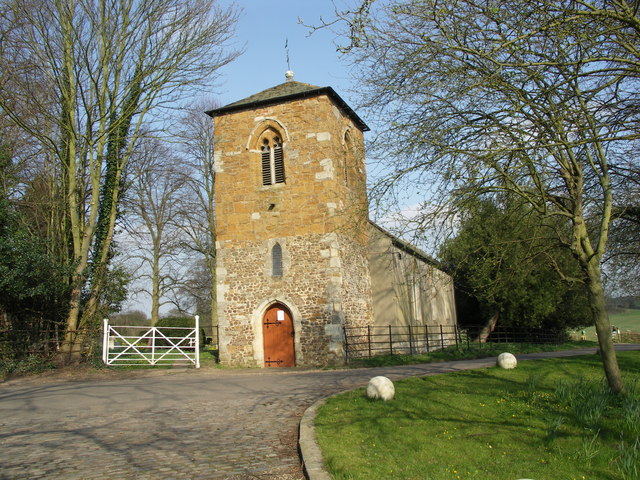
left=261, top=132, right=285, bottom=186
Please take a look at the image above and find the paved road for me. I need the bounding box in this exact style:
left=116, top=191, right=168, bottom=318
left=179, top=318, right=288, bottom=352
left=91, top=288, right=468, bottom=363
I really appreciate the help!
left=1, top=346, right=638, bottom=479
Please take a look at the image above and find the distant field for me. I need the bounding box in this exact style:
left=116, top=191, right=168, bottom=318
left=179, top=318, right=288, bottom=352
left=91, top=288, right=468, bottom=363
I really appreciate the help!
left=572, top=308, right=640, bottom=341
left=610, top=308, right=640, bottom=331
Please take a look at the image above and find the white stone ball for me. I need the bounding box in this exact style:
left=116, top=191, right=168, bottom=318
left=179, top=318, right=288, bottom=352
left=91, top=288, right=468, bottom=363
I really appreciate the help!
left=497, top=352, right=517, bottom=369
left=366, top=376, right=395, bottom=401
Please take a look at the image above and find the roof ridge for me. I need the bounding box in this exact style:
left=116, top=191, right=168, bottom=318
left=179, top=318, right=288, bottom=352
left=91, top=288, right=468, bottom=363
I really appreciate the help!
left=206, top=80, right=370, bottom=132
left=220, top=80, right=323, bottom=109
left=369, top=221, right=442, bottom=268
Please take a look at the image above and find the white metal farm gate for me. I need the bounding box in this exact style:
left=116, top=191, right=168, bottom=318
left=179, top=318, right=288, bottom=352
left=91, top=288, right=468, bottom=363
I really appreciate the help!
left=102, top=317, right=200, bottom=368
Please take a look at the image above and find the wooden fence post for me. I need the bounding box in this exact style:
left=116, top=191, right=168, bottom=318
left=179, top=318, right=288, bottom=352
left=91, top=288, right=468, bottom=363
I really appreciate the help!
left=409, top=324, right=413, bottom=355
left=426, top=324, right=430, bottom=353
left=454, top=324, right=459, bottom=349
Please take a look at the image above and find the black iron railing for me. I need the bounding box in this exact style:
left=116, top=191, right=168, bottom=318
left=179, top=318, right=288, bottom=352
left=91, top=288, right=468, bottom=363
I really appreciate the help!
left=343, top=324, right=571, bottom=362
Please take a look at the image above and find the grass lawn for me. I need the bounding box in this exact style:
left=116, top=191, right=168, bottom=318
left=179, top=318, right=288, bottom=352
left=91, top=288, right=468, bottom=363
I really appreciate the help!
left=347, top=341, right=598, bottom=368
left=315, top=351, right=640, bottom=480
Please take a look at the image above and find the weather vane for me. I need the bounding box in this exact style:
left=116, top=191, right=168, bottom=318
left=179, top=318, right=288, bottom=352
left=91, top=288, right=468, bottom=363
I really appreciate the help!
left=285, top=38, right=294, bottom=81
left=285, top=38, right=291, bottom=71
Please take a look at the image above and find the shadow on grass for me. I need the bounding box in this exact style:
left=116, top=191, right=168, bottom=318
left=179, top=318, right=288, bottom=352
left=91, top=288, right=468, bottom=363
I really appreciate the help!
left=315, top=352, right=640, bottom=480
left=347, top=341, right=599, bottom=368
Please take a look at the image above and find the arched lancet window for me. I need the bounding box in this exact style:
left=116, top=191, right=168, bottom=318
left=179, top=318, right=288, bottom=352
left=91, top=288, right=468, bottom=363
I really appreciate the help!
left=261, top=133, right=285, bottom=186
left=343, top=131, right=354, bottom=187
left=272, top=243, right=283, bottom=277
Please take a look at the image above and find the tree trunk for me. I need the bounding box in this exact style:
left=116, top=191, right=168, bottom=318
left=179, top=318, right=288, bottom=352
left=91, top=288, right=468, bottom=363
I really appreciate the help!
left=60, top=283, right=83, bottom=362
left=478, top=312, right=499, bottom=343
left=587, top=262, right=624, bottom=393
left=151, top=248, right=160, bottom=325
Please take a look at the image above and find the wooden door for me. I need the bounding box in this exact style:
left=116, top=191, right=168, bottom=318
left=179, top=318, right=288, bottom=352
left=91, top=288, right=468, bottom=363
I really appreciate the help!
left=262, top=304, right=295, bottom=367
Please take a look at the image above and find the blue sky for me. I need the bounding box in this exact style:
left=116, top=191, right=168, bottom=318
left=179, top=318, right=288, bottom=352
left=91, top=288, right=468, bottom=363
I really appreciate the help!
left=215, top=1, right=357, bottom=108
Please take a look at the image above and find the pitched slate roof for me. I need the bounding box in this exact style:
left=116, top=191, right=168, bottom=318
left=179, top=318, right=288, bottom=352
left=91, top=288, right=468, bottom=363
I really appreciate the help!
left=206, top=80, right=369, bottom=132
left=369, top=221, right=445, bottom=270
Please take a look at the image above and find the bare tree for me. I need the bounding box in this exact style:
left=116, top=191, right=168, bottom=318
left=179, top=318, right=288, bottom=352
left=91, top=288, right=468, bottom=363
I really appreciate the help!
left=606, top=161, right=640, bottom=295
left=125, top=137, right=188, bottom=325
left=321, top=0, right=639, bottom=392
left=172, top=257, right=214, bottom=321
left=173, top=99, right=218, bottom=327
left=0, top=0, right=240, bottom=358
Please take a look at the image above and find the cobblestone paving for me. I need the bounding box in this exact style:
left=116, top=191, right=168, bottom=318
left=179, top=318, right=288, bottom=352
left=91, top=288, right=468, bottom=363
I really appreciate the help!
left=0, top=370, right=327, bottom=480
left=1, top=346, right=638, bottom=479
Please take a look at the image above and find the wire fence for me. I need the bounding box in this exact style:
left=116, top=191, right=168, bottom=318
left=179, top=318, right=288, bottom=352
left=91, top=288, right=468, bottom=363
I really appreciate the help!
left=1, top=325, right=73, bottom=358
left=343, top=324, right=572, bottom=362
left=1, top=324, right=219, bottom=362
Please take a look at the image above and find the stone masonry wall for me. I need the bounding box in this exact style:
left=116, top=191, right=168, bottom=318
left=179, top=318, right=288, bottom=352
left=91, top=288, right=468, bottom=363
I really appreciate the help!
left=368, top=225, right=457, bottom=329
left=217, top=233, right=371, bottom=366
left=213, top=92, right=372, bottom=366
left=213, top=95, right=368, bottom=243
left=336, top=234, right=373, bottom=330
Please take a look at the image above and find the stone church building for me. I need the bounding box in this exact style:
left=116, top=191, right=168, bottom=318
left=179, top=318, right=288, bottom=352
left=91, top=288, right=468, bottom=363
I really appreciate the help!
left=207, top=73, right=456, bottom=367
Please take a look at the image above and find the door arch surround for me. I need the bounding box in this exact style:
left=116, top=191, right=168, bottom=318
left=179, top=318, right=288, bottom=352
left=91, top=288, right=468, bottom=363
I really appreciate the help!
left=261, top=303, right=295, bottom=367
left=251, top=298, right=302, bottom=367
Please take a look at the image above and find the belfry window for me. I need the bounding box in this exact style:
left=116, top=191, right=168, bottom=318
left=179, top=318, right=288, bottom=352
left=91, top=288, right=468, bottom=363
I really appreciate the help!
left=272, top=243, right=283, bottom=277
left=261, top=135, right=285, bottom=186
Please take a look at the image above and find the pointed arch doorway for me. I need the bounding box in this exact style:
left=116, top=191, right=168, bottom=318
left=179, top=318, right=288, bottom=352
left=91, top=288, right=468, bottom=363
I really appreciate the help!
left=262, top=303, right=295, bottom=367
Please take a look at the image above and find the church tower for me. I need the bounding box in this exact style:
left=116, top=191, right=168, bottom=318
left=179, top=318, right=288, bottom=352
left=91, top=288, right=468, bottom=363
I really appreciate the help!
left=208, top=74, right=373, bottom=366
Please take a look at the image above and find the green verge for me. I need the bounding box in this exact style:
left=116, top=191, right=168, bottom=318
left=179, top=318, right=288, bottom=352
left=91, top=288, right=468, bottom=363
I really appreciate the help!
left=347, top=341, right=598, bottom=368
left=315, top=352, right=640, bottom=480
